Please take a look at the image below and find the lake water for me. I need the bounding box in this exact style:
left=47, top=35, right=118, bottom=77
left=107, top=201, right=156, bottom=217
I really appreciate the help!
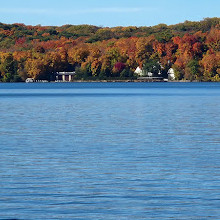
left=0, top=82, right=220, bottom=219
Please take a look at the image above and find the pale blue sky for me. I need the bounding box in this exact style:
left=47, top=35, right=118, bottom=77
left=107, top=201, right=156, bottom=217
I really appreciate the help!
left=0, top=0, right=219, bottom=27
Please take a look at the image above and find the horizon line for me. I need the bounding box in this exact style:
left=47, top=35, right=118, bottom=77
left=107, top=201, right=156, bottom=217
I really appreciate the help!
left=0, top=17, right=218, bottom=28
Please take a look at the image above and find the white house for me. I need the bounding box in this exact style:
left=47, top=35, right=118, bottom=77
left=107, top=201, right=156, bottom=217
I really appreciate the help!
left=167, top=68, right=175, bottom=80
left=134, top=67, right=153, bottom=77
left=134, top=66, right=161, bottom=77
left=134, top=66, right=144, bottom=76
left=147, top=72, right=153, bottom=77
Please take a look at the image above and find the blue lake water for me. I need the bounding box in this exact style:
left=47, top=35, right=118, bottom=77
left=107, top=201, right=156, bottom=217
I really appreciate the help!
left=0, top=82, right=220, bottom=219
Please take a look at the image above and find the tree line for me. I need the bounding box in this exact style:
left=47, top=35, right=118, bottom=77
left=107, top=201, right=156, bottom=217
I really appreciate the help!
left=0, top=17, right=219, bottom=82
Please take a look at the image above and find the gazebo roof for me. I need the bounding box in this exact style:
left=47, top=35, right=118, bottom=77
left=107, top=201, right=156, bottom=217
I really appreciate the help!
left=56, top=72, right=76, bottom=75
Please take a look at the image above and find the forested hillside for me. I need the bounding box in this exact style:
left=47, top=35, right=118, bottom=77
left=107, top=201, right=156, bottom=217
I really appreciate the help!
left=0, top=17, right=219, bottom=81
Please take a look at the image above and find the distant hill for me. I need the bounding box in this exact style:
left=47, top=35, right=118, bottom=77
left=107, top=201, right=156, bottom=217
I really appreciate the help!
left=0, top=17, right=219, bottom=82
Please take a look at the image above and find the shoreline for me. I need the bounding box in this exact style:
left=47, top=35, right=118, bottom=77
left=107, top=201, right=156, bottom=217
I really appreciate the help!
left=0, top=81, right=214, bottom=83
left=0, top=79, right=218, bottom=83
left=32, top=79, right=207, bottom=83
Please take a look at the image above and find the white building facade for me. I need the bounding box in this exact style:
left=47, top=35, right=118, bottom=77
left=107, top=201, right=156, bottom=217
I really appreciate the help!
left=167, top=68, right=175, bottom=80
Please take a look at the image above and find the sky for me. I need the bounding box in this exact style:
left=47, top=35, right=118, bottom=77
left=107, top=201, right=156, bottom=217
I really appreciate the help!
left=0, top=0, right=219, bottom=27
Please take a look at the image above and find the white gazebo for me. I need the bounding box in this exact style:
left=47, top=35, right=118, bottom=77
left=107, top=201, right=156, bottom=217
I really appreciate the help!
left=55, top=72, right=76, bottom=82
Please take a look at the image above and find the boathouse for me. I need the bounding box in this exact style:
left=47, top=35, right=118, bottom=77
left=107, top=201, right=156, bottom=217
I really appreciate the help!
left=55, top=72, right=76, bottom=82
left=25, top=78, right=35, bottom=83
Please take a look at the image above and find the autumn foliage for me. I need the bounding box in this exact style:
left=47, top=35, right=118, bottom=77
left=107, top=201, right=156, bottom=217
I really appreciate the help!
left=0, top=18, right=219, bottom=82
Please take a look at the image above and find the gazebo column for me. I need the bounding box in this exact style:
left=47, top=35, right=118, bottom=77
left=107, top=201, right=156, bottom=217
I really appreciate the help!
left=62, top=75, right=65, bottom=81
left=69, top=75, right=72, bottom=82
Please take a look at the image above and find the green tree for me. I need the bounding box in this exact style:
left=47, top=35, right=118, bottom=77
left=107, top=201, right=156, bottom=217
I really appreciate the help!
left=185, top=59, right=200, bottom=80
left=0, top=53, right=20, bottom=82
left=172, top=65, right=184, bottom=80
left=143, top=59, right=161, bottom=76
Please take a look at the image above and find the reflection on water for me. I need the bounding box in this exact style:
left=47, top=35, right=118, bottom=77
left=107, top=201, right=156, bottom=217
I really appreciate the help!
left=0, top=82, right=220, bottom=219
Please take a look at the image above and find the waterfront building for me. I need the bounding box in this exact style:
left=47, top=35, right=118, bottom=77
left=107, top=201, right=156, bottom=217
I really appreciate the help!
left=167, top=68, right=175, bottom=80
left=55, top=72, right=76, bottom=82
left=134, top=66, right=144, bottom=76
left=135, top=66, right=176, bottom=81
left=135, top=66, right=161, bottom=78
left=25, top=78, right=35, bottom=83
